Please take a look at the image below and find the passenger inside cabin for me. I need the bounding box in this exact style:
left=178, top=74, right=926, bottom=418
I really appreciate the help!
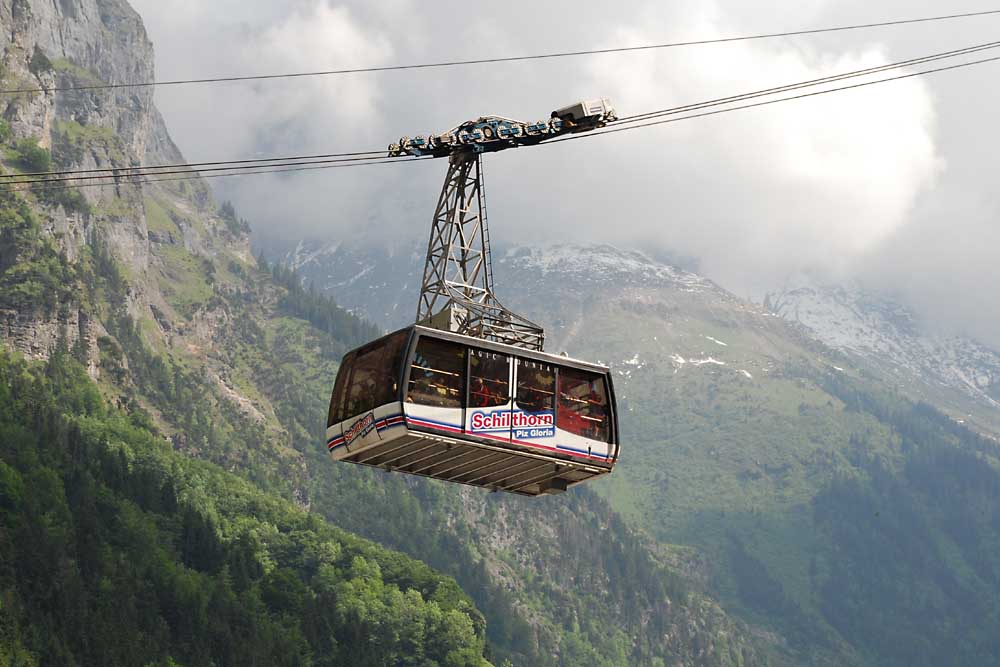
left=517, top=367, right=555, bottom=414
left=557, top=369, right=609, bottom=441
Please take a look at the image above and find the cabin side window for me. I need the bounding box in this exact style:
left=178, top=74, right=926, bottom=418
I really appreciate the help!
left=407, top=337, right=465, bottom=408
left=515, top=359, right=554, bottom=414
left=557, top=368, right=610, bottom=442
left=328, top=352, right=355, bottom=427
left=469, top=350, right=510, bottom=408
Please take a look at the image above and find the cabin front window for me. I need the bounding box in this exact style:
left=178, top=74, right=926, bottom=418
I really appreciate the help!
left=372, top=330, right=409, bottom=406
left=345, top=345, right=381, bottom=416
left=328, top=351, right=355, bottom=427
left=407, top=337, right=465, bottom=408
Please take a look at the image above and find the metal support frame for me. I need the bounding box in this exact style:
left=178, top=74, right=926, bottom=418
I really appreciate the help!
left=416, top=151, right=545, bottom=351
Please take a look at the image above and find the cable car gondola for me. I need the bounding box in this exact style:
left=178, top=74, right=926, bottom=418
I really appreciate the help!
left=327, top=326, right=619, bottom=496
left=326, top=98, right=620, bottom=495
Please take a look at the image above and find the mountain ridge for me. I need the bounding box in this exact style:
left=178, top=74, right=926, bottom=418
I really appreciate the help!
left=766, top=279, right=1000, bottom=430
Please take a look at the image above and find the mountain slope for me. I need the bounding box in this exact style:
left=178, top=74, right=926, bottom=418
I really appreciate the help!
left=765, top=280, right=1000, bottom=430
left=0, top=2, right=775, bottom=665
left=288, top=238, right=1000, bottom=666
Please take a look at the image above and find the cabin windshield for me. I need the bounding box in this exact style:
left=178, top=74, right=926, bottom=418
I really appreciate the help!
left=407, top=337, right=465, bottom=408
left=328, top=330, right=409, bottom=426
left=327, top=351, right=355, bottom=428
left=557, top=367, right=610, bottom=442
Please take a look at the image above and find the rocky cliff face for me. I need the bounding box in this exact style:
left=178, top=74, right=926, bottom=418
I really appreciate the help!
left=1, top=0, right=175, bottom=162
left=0, top=0, right=205, bottom=367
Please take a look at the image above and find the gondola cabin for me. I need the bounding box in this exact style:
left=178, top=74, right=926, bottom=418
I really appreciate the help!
left=327, top=326, right=619, bottom=496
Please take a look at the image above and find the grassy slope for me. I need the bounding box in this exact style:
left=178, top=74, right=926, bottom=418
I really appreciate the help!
left=498, top=253, right=1000, bottom=665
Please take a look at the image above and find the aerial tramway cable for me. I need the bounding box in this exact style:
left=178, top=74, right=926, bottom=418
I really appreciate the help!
left=609, top=39, right=1000, bottom=126
left=0, top=149, right=389, bottom=180
left=3, top=46, right=1000, bottom=193
left=7, top=36, right=995, bottom=186
left=550, top=52, right=1000, bottom=146
left=1, top=9, right=999, bottom=96
left=1, top=153, right=415, bottom=186
left=9, top=156, right=431, bottom=194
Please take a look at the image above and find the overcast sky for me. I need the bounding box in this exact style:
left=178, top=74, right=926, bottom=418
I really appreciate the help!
left=129, top=0, right=1000, bottom=346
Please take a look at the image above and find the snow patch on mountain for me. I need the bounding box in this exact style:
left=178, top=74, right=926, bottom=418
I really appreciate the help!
left=690, top=357, right=726, bottom=366
left=766, top=281, right=1000, bottom=409
left=499, top=243, right=713, bottom=292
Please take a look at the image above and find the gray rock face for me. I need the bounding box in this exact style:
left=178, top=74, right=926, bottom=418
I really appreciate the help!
left=0, top=0, right=200, bottom=364
left=0, top=0, right=172, bottom=160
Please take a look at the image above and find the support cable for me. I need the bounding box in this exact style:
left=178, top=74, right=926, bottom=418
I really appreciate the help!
left=3, top=156, right=430, bottom=193
left=611, top=39, right=1000, bottom=126
left=6, top=37, right=996, bottom=186
left=3, top=46, right=999, bottom=193
left=3, top=153, right=412, bottom=187
left=0, top=148, right=388, bottom=180
left=546, top=53, right=1000, bottom=146
left=2, top=9, right=998, bottom=95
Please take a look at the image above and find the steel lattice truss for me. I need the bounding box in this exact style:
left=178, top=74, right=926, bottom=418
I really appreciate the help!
left=416, top=152, right=545, bottom=350
left=407, top=98, right=617, bottom=351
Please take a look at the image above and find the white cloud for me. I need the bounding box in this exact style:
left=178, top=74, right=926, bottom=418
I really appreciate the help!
left=489, top=4, right=941, bottom=291
left=130, top=0, right=998, bottom=343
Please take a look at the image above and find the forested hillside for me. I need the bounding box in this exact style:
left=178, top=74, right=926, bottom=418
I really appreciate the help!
left=0, top=0, right=774, bottom=664
left=0, top=347, right=489, bottom=667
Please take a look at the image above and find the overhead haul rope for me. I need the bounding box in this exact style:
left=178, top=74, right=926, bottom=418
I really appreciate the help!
left=609, top=39, right=1000, bottom=126
left=4, top=47, right=1000, bottom=192
left=7, top=38, right=996, bottom=185
left=548, top=52, right=1000, bottom=145
left=1, top=153, right=411, bottom=186
left=6, top=156, right=431, bottom=194
left=1, top=9, right=999, bottom=95
left=0, top=149, right=388, bottom=180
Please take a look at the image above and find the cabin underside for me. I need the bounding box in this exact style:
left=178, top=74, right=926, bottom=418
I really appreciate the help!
left=337, top=430, right=612, bottom=496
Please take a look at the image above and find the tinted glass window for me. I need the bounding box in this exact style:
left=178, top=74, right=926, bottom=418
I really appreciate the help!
left=557, top=368, right=610, bottom=442
left=327, top=352, right=355, bottom=427
left=407, top=337, right=465, bottom=408
left=516, top=359, right=555, bottom=414
left=345, top=345, right=381, bottom=416
left=469, top=350, right=509, bottom=408
left=372, top=330, right=409, bottom=406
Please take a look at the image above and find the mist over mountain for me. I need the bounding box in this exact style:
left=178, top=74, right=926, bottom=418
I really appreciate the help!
left=134, top=0, right=1000, bottom=345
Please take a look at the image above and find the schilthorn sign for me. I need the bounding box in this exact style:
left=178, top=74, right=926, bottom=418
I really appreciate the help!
left=344, top=412, right=376, bottom=446
left=470, top=410, right=555, bottom=439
